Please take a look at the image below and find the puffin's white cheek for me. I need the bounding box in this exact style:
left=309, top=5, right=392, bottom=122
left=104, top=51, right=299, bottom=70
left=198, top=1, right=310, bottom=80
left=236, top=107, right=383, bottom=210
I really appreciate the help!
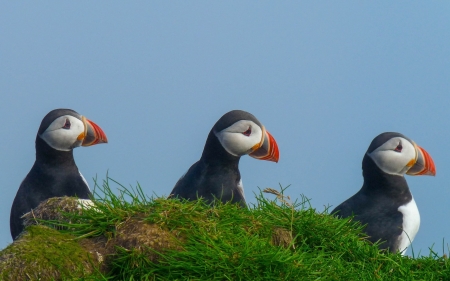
left=381, top=154, right=404, bottom=174
left=43, top=116, right=85, bottom=151
left=40, top=130, right=79, bottom=151
left=217, top=132, right=260, bottom=156
left=369, top=151, right=412, bottom=176
left=220, top=133, right=251, bottom=156
left=368, top=137, right=417, bottom=176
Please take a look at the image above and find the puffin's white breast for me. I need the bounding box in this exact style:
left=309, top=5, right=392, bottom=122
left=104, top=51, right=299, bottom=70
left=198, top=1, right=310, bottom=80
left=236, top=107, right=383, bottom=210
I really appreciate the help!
left=79, top=171, right=90, bottom=191
left=397, top=197, right=420, bottom=255
left=236, top=179, right=245, bottom=200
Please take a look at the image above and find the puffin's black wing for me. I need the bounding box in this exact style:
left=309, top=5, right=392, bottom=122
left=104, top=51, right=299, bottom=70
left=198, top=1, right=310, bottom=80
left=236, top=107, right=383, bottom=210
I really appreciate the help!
left=331, top=189, right=404, bottom=251
left=170, top=159, right=246, bottom=207
left=170, top=160, right=206, bottom=201
left=10, top=163, right=91, bottom=240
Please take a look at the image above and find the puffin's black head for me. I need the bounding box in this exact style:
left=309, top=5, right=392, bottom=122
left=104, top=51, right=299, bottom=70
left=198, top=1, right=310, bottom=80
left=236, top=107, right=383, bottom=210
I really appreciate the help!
left=38, top=108, right=108, bottom=151
left=364, top=132, right=435, bottom=177
left=210, top=110, right=279, bottom=162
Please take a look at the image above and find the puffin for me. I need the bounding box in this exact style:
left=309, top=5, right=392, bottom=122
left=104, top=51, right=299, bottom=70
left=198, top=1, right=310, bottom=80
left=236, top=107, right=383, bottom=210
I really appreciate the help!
left=331, top=132, right=435, bottom=254
left=170, top=110, right=279, bottom=207
left=10, top=109, right=108, bottom=240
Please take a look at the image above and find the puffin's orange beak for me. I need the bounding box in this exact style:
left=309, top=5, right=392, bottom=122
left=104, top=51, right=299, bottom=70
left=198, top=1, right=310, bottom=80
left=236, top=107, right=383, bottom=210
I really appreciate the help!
left=249, top=128, right=279, bottom=163
left=77, top=116, right=108, bottom=146
left=406, top=144, right=436, bottom=176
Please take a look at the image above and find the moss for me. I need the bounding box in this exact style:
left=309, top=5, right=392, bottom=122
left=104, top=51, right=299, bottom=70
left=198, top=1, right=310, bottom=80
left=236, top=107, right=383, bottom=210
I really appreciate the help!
left=0, top=225, right=101, bottom=281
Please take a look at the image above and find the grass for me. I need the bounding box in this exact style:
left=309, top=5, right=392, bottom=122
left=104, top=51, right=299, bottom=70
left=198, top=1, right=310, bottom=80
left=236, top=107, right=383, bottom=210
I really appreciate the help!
left=1, top=177, right=449, bottom=280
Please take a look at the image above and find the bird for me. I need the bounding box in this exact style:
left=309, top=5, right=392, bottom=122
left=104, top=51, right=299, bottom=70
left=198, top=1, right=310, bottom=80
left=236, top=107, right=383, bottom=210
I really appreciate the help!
left=10, top=109, right=108, bottom=240
left=170, top=110, right=279, bottom=207
left=331, top=132, right=435, bottom=255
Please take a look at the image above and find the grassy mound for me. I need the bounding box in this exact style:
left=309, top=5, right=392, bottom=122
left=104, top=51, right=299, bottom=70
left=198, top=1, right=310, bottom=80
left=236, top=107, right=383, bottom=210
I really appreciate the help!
left=1, top=178, right=449, bottom=280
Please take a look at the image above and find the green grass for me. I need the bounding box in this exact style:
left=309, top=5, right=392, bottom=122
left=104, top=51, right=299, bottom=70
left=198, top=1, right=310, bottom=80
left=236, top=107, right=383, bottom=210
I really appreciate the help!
left=1, top=177, right=449, bottom=280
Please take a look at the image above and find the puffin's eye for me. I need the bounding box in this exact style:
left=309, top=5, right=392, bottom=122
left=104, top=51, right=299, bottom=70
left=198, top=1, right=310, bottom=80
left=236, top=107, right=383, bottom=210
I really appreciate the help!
left=242, top=127, right=251, bottom=136
left=394, top=144, right=402, bottom=152
left=62, top=119, right=71, bottom=129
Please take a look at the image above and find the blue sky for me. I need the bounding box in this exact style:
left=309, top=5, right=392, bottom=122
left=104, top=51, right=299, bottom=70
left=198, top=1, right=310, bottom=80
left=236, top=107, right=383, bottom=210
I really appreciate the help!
left=1, top=2, right=449, bottom=256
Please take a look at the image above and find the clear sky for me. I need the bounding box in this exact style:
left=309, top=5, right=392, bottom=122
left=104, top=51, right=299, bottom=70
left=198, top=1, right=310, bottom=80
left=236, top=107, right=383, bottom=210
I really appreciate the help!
left=1, top=2, right=449, bottom=256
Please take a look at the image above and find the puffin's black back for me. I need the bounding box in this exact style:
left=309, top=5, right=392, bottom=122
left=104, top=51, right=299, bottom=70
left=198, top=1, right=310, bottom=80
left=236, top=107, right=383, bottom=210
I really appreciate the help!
left=170, top=110, right=261, bottom=207
left=10, top=110, right=91, bottom=240
left=331, top=132, right=413, bottom=251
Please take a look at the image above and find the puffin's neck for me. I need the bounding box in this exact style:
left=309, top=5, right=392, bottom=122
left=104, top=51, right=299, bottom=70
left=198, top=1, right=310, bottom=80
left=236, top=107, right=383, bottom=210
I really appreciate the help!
left=200, top=130, right=240, bottom=169
left=35, top=135, right=76, bottom=167
left=361, top=155, right=411, bottom=199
